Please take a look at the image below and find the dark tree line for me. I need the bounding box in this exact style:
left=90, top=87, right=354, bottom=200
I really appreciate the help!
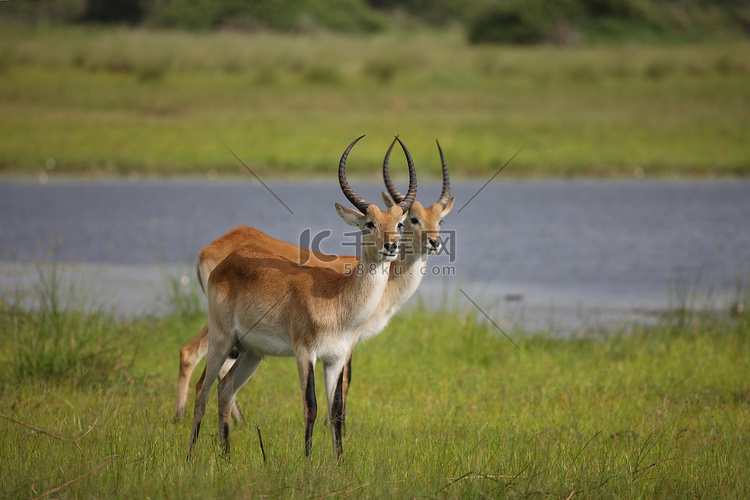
left=3, top=0, right=749, bottom=43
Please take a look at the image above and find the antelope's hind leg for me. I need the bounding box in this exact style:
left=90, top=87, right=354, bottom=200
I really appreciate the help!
left=217, top=351, right=262, bottom=457
left=187, top=340, right=235, bottom=459
left=218, top=351, right=244, bottom=424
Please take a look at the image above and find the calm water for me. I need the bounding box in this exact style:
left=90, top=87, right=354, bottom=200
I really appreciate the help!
left=1, top=179, right=748, bottom=332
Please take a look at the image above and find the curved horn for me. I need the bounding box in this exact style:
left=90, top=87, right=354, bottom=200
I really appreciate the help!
left=435, top=140, right=452, bottom=208
left=339, top=135, right=371, bottom=214
left=382, top=136, right=404, bottom=203
left=394, top=137, right=417, bottom=214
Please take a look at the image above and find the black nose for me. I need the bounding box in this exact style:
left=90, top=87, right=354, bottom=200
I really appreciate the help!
left=383, top=242, right=397, bottom=254
left=428, top=238, right=440, bottom=250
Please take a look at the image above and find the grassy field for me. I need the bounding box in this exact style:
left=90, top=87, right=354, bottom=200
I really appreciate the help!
left=2, top=24, right=749, bottom=499
left=0, top=267, right=748, bottom=498
left=1, top=26, right=749, bottom=179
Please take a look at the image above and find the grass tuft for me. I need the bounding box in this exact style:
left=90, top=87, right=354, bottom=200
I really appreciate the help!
left=2, top=250, right=121, bottom=385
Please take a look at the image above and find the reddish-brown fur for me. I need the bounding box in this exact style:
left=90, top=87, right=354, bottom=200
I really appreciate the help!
left=174, top=225, right=358, bottom=422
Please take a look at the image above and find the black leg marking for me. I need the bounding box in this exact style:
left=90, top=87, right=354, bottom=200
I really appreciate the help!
left=304, top=362, right=317, bottom=457
left=221, top=421, right=230, bottom=455
left=332, top=369, right=344, bottom=458
left=187, top=421, right=201, bottom=460
left=342, top=356, right=352, bottom=434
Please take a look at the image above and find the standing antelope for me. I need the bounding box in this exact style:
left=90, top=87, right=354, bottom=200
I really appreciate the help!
left=175, top=139, right=455, bottom=429
left=187, top=136, right=417, bottom=459
left=175, top=225, right=356, bottom=422
left=339, top=138, right=454, bottom=417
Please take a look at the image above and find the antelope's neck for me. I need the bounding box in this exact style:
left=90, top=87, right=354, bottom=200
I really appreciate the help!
left=340, top=258, right=391, bottom=328
left=353, top=248, right=427, bottom=343
left=380, top=245, right=428, bottom=315
left=386, top=244, right=428, bottom=305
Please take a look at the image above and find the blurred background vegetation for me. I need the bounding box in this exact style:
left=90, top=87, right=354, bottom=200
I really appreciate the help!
left=1, top=1, right=749, bottom=178
left=4, top=0, right=750, bottom=43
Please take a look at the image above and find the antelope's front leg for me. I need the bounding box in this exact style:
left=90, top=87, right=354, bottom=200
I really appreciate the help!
left=341, top=353, right=353, bottom=434
left=296, top=357, right=317, bottom=457
left=324, top=360, right=346, bottom=459
left=176, top=322, right=209, bottom=421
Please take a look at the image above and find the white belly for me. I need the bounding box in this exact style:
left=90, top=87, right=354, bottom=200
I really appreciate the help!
left=235, top=328, right=295, bottom=357
left=315, top=332, right=356, bottom=364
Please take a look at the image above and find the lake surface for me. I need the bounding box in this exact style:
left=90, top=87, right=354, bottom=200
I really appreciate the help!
left=1, top=179, right=748, bottom=333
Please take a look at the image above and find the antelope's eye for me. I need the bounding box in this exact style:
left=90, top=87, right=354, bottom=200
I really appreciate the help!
left=438, top=220, right=444, bottom=226
left=410, top=217, right=419, bottom=225
left=397, top=222, right=404, bottom=230
left=366, top=221, right=376, bottom=230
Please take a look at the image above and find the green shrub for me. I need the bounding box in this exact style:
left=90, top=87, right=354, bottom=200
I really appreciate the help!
left=583, top=0, right=653, bottom=20
left=644, top=57, right=678, bottom=79
left=0, top=0, right=86, bottom=24
left=146, top=0, right=386, bottom=33
left=367, top=0, right=472, bottom=25
left=467, top=0, right=750, bottom=44
left=468, top=3, right=545, bottom=44
left=363, top=56, right=400, bottom=84
left=80, top=0, right=144, bottom=25
left=305, top=0, right=387, bottom=32
left=145, top=0, right=217, bottom=30
left=304, top=63, right=343, bottom=84
left=468, top=0, right=583, bottom=44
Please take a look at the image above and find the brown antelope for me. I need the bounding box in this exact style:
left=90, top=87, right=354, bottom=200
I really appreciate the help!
left=338, top=138, right=454, bottom=414
left=175, top=139, right=455, bottom=428
left=187, top=136, right=417, bottom=459
left=174, top=226, right=356, bottom=422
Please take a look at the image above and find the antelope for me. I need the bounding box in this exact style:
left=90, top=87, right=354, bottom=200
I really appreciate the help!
left=175, top=226, right=356, bottom=422
left=338, top=138, right=454, bottom=414
left=175, top=138, right=455, bottom=428
left=187, top=136, right=417, bottom=459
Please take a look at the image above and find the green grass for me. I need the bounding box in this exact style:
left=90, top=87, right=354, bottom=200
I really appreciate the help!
left=1, top=282, right=749, bottom=497
left=1, top=26, right=749, bottom=179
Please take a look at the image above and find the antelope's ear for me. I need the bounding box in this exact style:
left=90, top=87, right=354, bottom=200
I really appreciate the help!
left=381, top=191, right=396, bottom=208
left=441, top=197, right=455, bottom=217
left=335, top=203, right=366, bottom=227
